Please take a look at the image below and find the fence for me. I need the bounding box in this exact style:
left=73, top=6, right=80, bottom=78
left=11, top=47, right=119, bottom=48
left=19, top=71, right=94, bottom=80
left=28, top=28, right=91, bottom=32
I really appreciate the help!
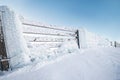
left=21, top=19, right=80, bottom=50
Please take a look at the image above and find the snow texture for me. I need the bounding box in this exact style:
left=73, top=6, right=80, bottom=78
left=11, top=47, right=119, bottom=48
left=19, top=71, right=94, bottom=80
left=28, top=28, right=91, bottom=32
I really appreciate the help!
left=0, top=47, right=120, bottom=80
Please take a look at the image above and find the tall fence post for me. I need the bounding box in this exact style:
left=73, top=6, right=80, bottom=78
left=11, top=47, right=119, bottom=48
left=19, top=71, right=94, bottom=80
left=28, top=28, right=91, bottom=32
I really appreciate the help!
left=76, top=30, right=80, bottom=49
left=0, top=11, right=10, bottom=71
left=0, top=6, right=30, bottom=69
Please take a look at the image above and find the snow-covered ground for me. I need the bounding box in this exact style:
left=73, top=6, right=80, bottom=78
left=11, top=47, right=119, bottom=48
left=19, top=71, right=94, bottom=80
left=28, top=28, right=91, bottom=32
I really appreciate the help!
left=0, top=47, right=120, bottom=80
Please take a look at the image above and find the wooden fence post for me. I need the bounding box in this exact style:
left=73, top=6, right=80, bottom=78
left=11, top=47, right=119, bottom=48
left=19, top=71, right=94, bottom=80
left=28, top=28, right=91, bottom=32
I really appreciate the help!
left=0, top=12, right=10, bottom=71
left=114, top=41, right=116, bottom=47
left=76, top=30, right=80, bottom=49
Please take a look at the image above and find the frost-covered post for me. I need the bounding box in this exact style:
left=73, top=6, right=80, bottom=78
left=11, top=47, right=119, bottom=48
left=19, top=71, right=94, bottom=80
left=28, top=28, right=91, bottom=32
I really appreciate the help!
left=114, top=41, right=117, bottom=47
left=78, top=28, right=87, bottom=48
left=76, top=30, right=80, bottom=49
left=0, top=6, right=30, bottom=69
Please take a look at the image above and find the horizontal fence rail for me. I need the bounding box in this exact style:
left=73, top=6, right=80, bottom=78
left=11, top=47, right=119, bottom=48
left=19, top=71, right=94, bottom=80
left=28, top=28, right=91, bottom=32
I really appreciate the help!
left=23, top=32, right=75, bottom=37
left=27, top=42, right=63, bottom=49
left=22, top=23, right=75, bottom=32
left=21, top=19, right=77, bottom=32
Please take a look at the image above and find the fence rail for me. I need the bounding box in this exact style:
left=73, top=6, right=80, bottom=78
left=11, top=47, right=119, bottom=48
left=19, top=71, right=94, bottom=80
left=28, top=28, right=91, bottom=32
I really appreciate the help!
left=22, top=22, right=75, bottom=32
left=23, top=32, right=75, bottom=37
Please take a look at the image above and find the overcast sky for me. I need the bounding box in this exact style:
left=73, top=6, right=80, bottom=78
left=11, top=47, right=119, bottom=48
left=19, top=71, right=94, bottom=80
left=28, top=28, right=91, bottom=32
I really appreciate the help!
left=0, top=0, right=120, bottom=42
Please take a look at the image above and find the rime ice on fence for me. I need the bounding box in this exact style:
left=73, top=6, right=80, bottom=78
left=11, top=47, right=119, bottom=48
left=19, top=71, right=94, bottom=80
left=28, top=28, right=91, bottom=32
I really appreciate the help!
left=77, top=28, right=111, bottom=48
left=0, top=6, right=30, bottom=69
left=84, top=29, right=111, bottom=48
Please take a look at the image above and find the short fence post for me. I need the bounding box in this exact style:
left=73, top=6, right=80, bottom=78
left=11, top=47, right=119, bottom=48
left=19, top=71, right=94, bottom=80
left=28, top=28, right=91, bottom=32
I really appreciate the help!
left=114, top=41, right=116, bottom=47
left=76, top=30, right=80, bottom=49
left=110, top=41, right=112, bottom=46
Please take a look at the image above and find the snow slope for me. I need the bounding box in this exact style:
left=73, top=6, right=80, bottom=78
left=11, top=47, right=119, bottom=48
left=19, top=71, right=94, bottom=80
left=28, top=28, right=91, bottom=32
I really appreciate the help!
left=0, top=47, right=120, bottom=80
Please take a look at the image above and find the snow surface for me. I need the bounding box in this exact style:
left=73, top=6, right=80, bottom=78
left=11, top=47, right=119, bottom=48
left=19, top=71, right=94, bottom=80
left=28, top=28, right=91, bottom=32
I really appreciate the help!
left=0, top=47, right=120, bottom=80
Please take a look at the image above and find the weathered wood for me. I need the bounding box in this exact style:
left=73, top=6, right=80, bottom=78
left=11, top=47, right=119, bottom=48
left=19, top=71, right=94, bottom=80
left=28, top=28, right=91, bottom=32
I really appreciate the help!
left=27, top=42, right=63, bottom=49
left=24, top=35, right=75, bottom=42
left=114, top=41, right=116, bottom=47
left=23, top=32, right=75, bottom=37
left=76, top=30, right=80, bottom=49
left=0, top=59, right=9, bottom=71
left=22, top=22, right=75, bottom=32
left=0, top=15, right=9, bottom=71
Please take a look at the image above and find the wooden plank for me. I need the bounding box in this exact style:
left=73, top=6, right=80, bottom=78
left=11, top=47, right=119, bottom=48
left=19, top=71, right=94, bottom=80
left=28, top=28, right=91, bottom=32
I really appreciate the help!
left=23, top=23, right=74, bottom=32
left=22, top=19, right=76, bottom=32
left=23, top=34, right=75, bottom=38
left=27, top=42, right=63, bottom=48
left=22, top=25, right=76, bottom=37
left=0, top=14, right=10, bottom=71
left=23, top=32, right=75, bottom=37
left=23, top=35, right=75, bottom=42
left=0, top=58, right=10, bottom=62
